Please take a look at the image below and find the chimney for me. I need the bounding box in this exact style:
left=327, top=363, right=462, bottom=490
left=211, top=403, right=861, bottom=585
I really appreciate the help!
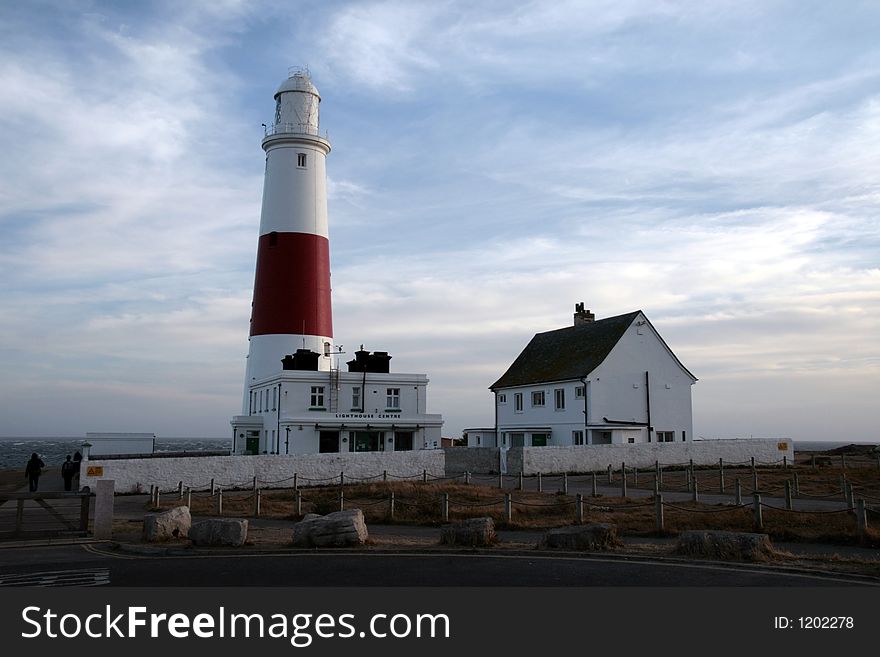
left=574, top=302, right=595, bottom=326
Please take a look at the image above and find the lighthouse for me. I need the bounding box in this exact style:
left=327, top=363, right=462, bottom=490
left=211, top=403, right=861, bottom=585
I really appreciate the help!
left=231, top=69, right=443, bottom=456
left=243, top=67, right=334, bottom=403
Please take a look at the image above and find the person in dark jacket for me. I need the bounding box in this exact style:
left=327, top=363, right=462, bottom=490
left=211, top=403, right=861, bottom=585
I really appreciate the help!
left=61, top=455, right=77, bottom=491
left=25, top=453, right=45, bottom=492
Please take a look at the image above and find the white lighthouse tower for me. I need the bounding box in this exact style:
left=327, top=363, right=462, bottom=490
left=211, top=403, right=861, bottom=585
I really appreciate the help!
left=243, top=68, right=334, bottom=400
left=231, top=69, right=443, bottom=456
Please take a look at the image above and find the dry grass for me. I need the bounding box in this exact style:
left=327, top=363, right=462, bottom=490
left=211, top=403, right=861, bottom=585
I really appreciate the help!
left=157, top=476, right=880, bottom=547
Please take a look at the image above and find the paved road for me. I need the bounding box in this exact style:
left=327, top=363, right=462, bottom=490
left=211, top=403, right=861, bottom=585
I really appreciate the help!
left=0, top=543, right=876, bottom=587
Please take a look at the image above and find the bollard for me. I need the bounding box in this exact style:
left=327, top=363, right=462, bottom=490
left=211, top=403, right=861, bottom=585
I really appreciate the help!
left=856, top=499, right=868, bottom=537
left=735, top=478, right=742, bottom=505
left=655, top=494, right=664, bottom=532
left=576, top=493, right=584, bottom=524
left=692, top=479, right=699, bottom=503
left=178, top=481, right=184, bottom=500
left=518, top=471, right=523, bottom=491
left=793, top=472, right=800, bottom=496
left=294, top=473, right=298, bottom=490
left=296, top=489, right=302, bottom=516
left=607, top=464, right=613, bottom=485
left=389, top=491, right=395, bottom=521
left=339, top=489, right=344, bottom=512
left=538, top=472, right=543, bottom=493
left=254, top=489, right=262, bottom=517
left=217, top=489, right=223, bottom=515
left=383, top=469, right=388, bottom=482
left=591, top=472, right=597, bottom=497
left=423, top=469, right=428, bottom=484
left=563, top=473, right=569, bottom=495
left=442, top=493, right=449, bottom=522
left=753, top=493, right=763, bottom=530
left=719, top=458, right=725, bottom=494
left=186, top=487, right=192, bottom=509
left=504, top=493, right=512, bottom=523
left=211, top=478, right=215, bottom=496
left=784, top=480, right=792, bottom=510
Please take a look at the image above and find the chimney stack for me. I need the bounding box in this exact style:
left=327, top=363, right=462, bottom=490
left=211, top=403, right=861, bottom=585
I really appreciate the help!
left=574, top=302, right=595, bottom=326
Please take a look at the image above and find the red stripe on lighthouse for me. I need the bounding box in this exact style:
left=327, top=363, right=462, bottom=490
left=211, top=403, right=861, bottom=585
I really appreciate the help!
left=250, top=232, right=333, bottom=338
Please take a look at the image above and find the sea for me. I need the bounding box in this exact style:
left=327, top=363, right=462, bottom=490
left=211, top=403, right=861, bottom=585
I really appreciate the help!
left=0, top=437, right=874, bottom=471
left=0, top=436, right=231, bottom=471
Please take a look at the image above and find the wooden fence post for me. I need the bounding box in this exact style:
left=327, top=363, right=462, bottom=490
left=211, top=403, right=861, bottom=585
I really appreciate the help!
left=692, top=479, right=699, bottom=503
left=793, top=472, right=800, bottom=496
left=423, top=469, right=428, bottom=484
left=537, top=472, right=543, bottom=492
left=607, top=464, right=613, bottom=484
left=294, top=473, right=298, bottom=490
left=252, top=476, right=257, bottom=493
left=718, top=458, right=725, bottom=494
left=856, top=499, right=868, bottom=537
left=576, top=493, right=584, bottom=524
left=442, top=493, right=449, bottom=522
left=752, top=470, right=758, bottom=493
left=186, top=487, right=192, bottom=509
left=753, top=493, right=762, bottom=530
left=591, top=472, right=597, bottom=497
left=735, top=478, right=742, bottom=505
left=562, top=472, right=568, bottom=495
left=339, top=489, right=344, bottom=512
left=217, top=488, right=223, bottom=515
left=784, top=480, right=792, bottom=510
left=383, top=469, right=388, bottom=482
left=518, top=471, right=523, bottom=491
left=296, top=489, right=302, bottom=516
left=504, top=493, right=512, bottom=523
left=655, top=494, right=664, bottom=532
left=210, top=478, right=215, bottom=496
left=465, top=471, right=470, bottom=485
left=178, top=481, right=184, bottom=500
left=389, top=491, right=395, bottom=521
left=340, top=471, right=345, bottom=487
left=621, top=469, right=627, bottom=498
left=254, top=489, right=262, bottom=517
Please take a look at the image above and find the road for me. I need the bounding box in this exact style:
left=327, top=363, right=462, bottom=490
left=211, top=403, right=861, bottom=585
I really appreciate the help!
left=0, top=542, right=876, bottom=587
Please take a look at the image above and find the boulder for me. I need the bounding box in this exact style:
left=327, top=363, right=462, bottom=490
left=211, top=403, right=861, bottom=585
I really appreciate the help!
left=189, top=519, right=249, bottom=547
left=676, top=530, right=774, bottom=562
left=440, top=517, right=497, bottom=547
left=142, top=506, right=191, bottom=542
left=292, top=509, right=368, bottom=547
left=543, top=523, right=621, bottom=551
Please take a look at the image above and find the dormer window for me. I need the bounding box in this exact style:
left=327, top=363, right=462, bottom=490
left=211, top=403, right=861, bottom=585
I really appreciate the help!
left=297, top=153, right=307, bottom=168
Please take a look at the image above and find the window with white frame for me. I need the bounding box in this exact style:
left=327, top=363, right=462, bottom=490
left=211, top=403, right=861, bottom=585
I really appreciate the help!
left=352, top=386, right=361, bottom=410
left=514, top=393, right=523, bottom=412
left=572, top=430, right=584, bottom=445
left=575, top=385, right=585, bottom=399
left=554, top=388, right=565, bottom=410
left=310, top=386, right=325, bottom=408
left=531, top=390, right=545, bottom=407
left=498, top=393, right=507, bottom=404
left=297, top=152, right=307, bottom=167
left=657, top=431, right=674, bottom=443
left=386, top=388, right=400, bottom=409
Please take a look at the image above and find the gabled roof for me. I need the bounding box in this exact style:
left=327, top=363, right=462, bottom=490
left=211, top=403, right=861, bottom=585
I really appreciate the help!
left=490, top=311, right=641, bottom=390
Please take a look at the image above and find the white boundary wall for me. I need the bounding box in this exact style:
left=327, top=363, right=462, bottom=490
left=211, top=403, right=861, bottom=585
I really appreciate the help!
left=80, top=451, right=445, bottom=494
left=509, top=439, right=792, bottom=475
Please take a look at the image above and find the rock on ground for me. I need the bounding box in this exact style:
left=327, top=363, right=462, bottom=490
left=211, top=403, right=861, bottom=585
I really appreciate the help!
left=676, top=530, right=775, bottom=561
left=189, top=518, right=249, bottom=547
left=440, top=517, right=497, bottom=547
left=142, top=506, right=191, bottom=542
left=292, top=509, right=368, bottom=547
left=543, top=523, right=621, bottom=551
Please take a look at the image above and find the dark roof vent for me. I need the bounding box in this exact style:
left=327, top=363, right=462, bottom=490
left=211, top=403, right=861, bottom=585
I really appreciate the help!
left=282, top=348, right=320, bottom=371
left=347, top=347, right=392, bottom=373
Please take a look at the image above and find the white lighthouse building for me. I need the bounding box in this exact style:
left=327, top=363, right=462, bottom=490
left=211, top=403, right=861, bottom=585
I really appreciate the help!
left=231, top=69, right=443, bottom=455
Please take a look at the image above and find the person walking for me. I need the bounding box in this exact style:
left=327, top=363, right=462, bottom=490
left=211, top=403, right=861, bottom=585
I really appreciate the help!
left=61, top=455, right=77, bottom=491
left=25, top=453, right=45, bottom=492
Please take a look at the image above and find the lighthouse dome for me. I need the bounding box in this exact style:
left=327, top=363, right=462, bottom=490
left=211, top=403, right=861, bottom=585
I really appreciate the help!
left=274, top=68, right=320, bottom=100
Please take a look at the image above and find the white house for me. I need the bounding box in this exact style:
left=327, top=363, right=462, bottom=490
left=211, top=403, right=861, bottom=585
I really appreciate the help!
left=489, top=304, right=697, bottom=447
left=231, top=347, right=443, bottom=455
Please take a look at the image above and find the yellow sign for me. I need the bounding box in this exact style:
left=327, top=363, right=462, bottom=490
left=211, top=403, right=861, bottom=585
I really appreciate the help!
left=86, top=465, right=104, bottom=477
left=777, top=442, right=789, bottom=451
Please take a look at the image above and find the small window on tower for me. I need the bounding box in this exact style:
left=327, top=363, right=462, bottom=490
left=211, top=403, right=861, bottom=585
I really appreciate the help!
left=297, top=153, right=307, bottom=168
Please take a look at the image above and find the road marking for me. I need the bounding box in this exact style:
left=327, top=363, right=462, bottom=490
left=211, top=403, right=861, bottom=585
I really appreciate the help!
left=0, top=567, right=109, bottom=587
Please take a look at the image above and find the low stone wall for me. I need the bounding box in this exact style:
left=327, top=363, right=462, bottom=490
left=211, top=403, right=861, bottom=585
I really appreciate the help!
left=80, top=450, right=446, bottom=494
left=511, top=439, right=793, bottom=475
left=444, top=447, right=500, bottom=476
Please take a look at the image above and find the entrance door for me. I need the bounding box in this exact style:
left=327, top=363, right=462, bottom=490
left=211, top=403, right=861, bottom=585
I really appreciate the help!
left=394, top=431, right=414, bottom=451
left=319, top=431, right=340, bottom=453
left=350, top=431, right=384, bottom=452
left=245, top=432, right=260, bottom=455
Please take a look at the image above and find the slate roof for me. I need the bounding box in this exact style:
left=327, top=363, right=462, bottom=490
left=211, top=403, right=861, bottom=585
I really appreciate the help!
left=490, top=311, right=641, bottom=390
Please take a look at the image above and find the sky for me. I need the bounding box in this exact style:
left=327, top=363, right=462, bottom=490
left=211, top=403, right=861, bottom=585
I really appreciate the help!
left=0, top=0, right=878, bottom=442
